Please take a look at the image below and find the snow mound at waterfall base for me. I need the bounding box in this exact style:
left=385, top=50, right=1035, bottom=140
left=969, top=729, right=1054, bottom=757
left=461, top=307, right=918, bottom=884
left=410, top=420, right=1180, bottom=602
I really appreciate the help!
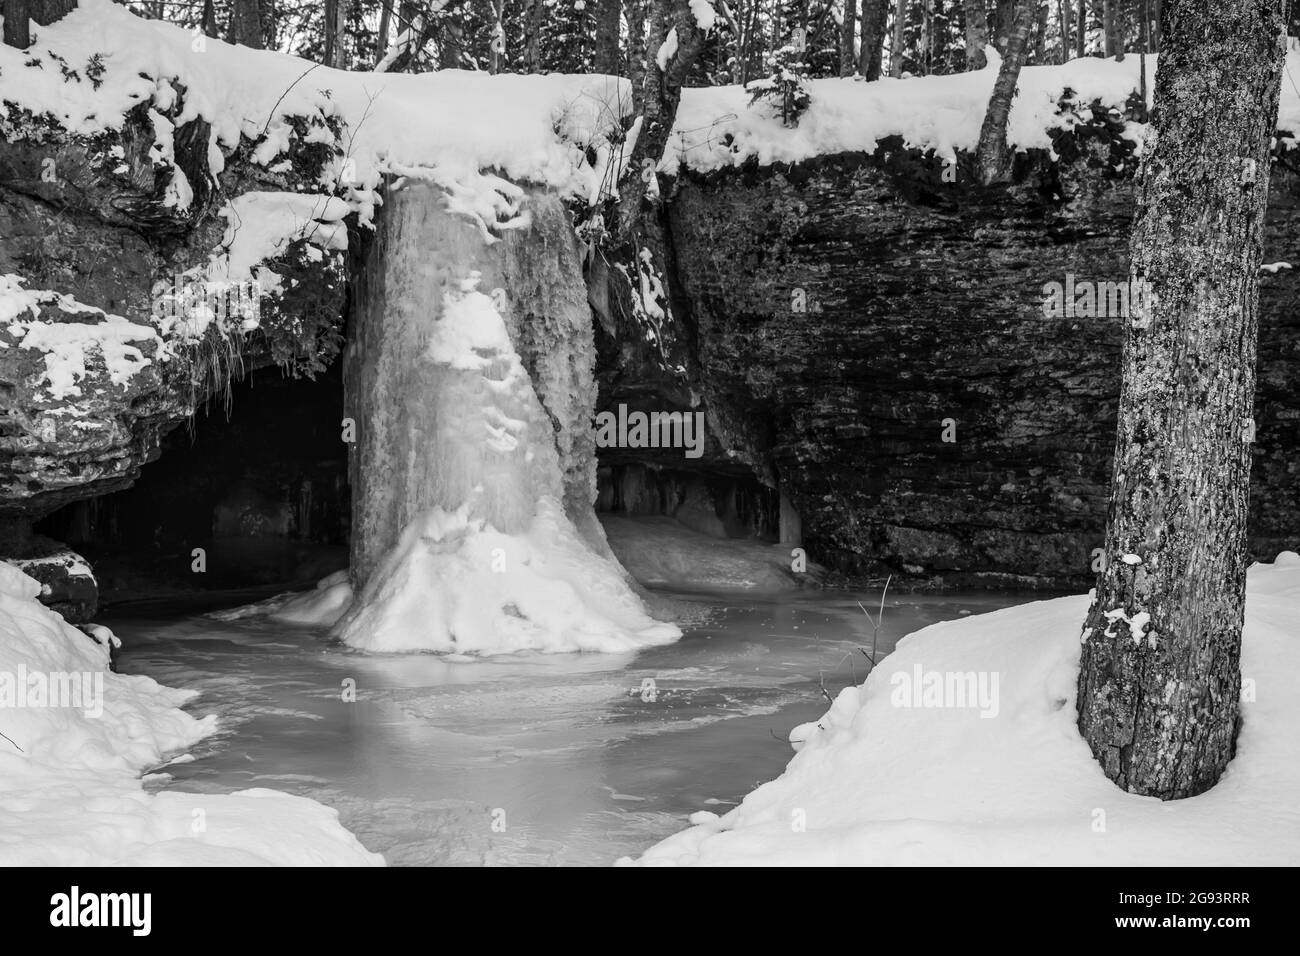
left=265, top=570, right=354, bottom=626
left=334, top=498, right=682, bottom=655
left=0, top=561, right=382, bottom=866
left=628, top=553, right=1300, bottom=866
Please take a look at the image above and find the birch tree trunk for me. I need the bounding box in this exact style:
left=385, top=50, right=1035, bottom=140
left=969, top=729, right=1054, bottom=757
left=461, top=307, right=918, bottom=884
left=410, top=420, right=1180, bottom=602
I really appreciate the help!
left=1076, top=0, right=1287, bottom=798
left=608, top=0, right=707, bottom=377
left=975, top=0, right=1033, bottom=183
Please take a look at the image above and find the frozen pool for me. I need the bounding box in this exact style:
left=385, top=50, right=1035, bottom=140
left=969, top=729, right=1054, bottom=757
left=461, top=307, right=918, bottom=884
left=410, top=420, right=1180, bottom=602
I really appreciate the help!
left=111, top=587, right=1033, bottom=866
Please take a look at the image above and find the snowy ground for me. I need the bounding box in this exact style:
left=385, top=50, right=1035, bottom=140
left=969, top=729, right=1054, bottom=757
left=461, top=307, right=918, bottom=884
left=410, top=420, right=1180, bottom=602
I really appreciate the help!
left=629, top=553, right=1300, bottom=866
left=0, top=560, right=381, bottom=865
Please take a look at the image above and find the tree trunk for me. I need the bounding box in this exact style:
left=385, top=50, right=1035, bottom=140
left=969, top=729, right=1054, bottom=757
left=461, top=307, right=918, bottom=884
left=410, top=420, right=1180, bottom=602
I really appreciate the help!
left=622, top=0, right=706, bottom=195
left=399, top=0, right=417, bottom=66
left=1138, top=0, right=1149, bottom=110
left=742, top=0, right=758, bottom=81
left=889, top=0, right=908, bottom=75
left=5, top=0, right=76, bottom=45
left=975, top=0, right=1033, bottom=183
left=920, top=0, right=932, bottom=74
left=324, top=0, right=337, bottom=64
left=1076, top=0, right=1287, bottom=798
left=595, top=0, right=623, bottom=74
left=375, top=3, right=432, bottom=72
left=1033, top=0, right=1047, bottom=61
left=442, top=17, right=464, bottom=69
left=994, top=0, right=1014, bottom=48
left=858, top=0, right=890, bottom=77
left=1075, top=0, right=1085, bottom=55
left=32, top=0, right=73, bottom=23
left=2, top=0, right=31, bottom=48
left=524, top=0, right=544, bottom=74
left=230, top=0, right=264, bottom=50
left=963, top=0, right=988, bottom=68
left=841, top=0, right=858, bottom=75
left=377, top=0, right=392, bottom=55
left=333, top=0, right=350, bottom=67
left=1058, top=0, right=1070, bottom=61
left=1106, top=0, right=1124, bottom=59
left=627, top=0, right=647, bottom=110
left=610, top=0, right=707, bottom=376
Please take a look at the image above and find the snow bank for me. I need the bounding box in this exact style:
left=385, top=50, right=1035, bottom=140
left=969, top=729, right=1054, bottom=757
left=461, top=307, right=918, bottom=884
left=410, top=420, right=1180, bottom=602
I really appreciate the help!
left=629, top=553, right=1300, bottom=866
left=0, top=560, right=382, bottom=865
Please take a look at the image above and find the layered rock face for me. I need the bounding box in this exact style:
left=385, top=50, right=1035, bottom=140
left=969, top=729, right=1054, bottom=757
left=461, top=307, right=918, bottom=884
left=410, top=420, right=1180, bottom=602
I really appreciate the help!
left=0, top=122, right=193, bottom=521
left=0, top=97, right=346, bottom=531
left=6, top=97, right=1299, bottom=597
left=658, top=144, right=1300, bottom=587
left=0, top=94, right=347, bottom=617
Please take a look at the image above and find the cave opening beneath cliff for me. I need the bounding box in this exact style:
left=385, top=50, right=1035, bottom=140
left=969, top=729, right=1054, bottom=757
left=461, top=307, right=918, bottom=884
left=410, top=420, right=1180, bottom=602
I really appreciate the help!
left=591, top=456, right=811, bottom=591
left=35, top=363, right=349, bottom=608
left=595, top=461, right=783, bottom=541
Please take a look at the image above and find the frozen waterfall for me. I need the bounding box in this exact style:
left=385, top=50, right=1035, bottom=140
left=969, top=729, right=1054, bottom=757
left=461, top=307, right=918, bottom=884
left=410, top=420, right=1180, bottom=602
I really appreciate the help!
left=333, top=183, right=679, bottom=653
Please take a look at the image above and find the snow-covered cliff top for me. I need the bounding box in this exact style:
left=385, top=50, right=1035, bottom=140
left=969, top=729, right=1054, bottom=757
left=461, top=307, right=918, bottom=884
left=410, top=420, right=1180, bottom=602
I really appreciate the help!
left=10, top=0, right=1300, bottom=208
left=0, top=0, right=623, bottom=221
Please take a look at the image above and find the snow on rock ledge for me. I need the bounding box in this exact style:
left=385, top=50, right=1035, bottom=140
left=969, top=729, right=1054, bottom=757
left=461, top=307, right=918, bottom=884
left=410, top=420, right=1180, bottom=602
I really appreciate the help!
left=0, top=0, right=626, bottom=226
left=628, top=553, right=1300, bottom=866
left=668, top=51, right=1299, bottom=174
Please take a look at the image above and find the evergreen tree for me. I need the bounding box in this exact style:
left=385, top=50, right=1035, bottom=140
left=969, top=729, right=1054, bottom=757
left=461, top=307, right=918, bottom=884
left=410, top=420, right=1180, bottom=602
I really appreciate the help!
left=539, top=0, right=599, bottom=72
left=748, top=0, right=812, bottom=125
